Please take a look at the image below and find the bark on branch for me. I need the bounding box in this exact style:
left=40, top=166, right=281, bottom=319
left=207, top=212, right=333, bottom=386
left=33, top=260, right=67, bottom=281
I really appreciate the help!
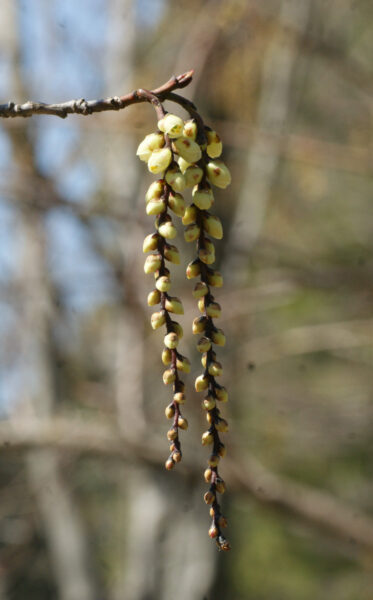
left=3, top=417, right=373, bottom=553
left=0, top=70, right=194, bottom=119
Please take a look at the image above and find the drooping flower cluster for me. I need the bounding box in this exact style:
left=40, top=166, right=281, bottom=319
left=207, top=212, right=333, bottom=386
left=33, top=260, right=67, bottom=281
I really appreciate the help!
left=137, top=110, right=231, bottom=550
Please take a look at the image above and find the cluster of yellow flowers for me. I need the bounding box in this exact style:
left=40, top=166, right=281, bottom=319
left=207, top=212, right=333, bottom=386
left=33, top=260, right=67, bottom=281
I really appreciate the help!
left=137, top=111, right=231, bottom=550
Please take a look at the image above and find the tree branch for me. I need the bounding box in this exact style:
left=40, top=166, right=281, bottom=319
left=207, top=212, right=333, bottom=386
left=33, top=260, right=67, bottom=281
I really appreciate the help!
left=3, top=417, right=373, bottom=553
left=0, top=70, right=194, bottom=119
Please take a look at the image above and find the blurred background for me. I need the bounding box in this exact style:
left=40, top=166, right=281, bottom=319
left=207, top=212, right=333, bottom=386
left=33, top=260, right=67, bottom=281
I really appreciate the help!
left=0, top=0, right=373, bottom=598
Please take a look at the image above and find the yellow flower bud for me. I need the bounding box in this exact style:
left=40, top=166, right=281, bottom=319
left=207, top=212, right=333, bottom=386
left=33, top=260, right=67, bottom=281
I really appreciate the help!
left=203, top=214, right=223, bottom=239
left=209, top=524, right=219, bottom=539
left=167, top=428, right=178, bottom=441
left=184, top=166, right=203, bottom=187
left=215, top=386, right=228, bottom=402
left=176, top=356, right=191, bottom=374
left=170, top=321, right=183, bottom=339
left=146, top=199, right=166, bottom=216
left=165, top=165, right=186, bottom=193
left=204, top=468, right=213, bottom=482
left=165, top=296, right=184, bottom=315
left=177, top=156, right=191, bottom=174
left=164, top=243, right=180, bottom=264
left=195, top=374, right=209, bottom=392
left=143, top=232, right=160, bottom=253
left=211, top=328, right=226, bottom=346
left=136, top=133, right=165, bottom=162
left=165, top=404, right=175, bottom=419
left=206, top=302, right=222, bottom=319
left=206, top=412, right=213, bottom=424
left=148, top=148, right=172, bottom=174
left=197, top=336, right=212, bottom=353
left=206, top=159, right=231, bottom=189
left=184, top=223, right=200, bottom=243
left=155, top=275, right=171, bottom=292
left=173, top=450, right=182, bottom=463
left=198, top=239, right=215, bottom=264
left=177, top=416, right=188, bottom=430
left=158, top=114, right=184, bottom=138
left=208, top=454, right=219, bottom=467
left=204, top=491, right=215, bottom=505
left=145, top=179, right=164, bottom=203
left=147, top=289, right=161, bottom=306
left=207, top=270, right=223, bottom=287
left=172, top=137, right=202, bottom=164
left=144, top=253, right=162, bottom=274
left=168, top=192, right=185, bottom=217
left=165, top=457, right=175, bottom=470
left=203, top=395, right=216, bottom=411
left=162, top=347, right=172, bottom=366
left=218, top=516, right=228, bottom=529
left=186, top=259, right=201, bottom=279
left=198, top=296, right=206, bottom=314
left=206, top=130, right=223, bottom=158
left=193, top=282, right=209, bottom=299
left=173, top=392, right=185, bottom=404
left=192, top=186, right=214, bottom=210
left=151, top=310, right=166, bottom=330
left=163, top=368, right=176, bottom=385
left=201, top=351, right=215, bottom=369
left=193, top=316, right=207, bottom=335
left=209, top=507, right=215, bottom=517
left=183, top=119, right=197, bottom=140
left=215, top=478, right=226, bottom=494
left=182, top=204, right=198, bottom=225
left=202, top=431, right=213, bottom=445
left=208, top=361, right=223, bottom=377
left=158, top=218, right=177, bottom=239
left=164, top=332, right=178, bottom=349
left=216, top=418, right=229, bottom=433
left=218, top=443, right=226, bottom=457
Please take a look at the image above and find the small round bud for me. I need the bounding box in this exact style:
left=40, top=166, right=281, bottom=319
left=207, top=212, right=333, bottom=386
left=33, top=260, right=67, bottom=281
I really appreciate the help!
left=170, top=321, right=183, bottom=339
left=165, top=404, right=175, bottom=419
left=204, top=468, right=213, bottom=482
left=172, top=137, right=202, bottom=164
left=208, top=454, right=220, bottom=467
left=158, top=114, right=184, bottom=138
left=137, top=133, right=165, bottom=162
left=203, top=395, right=216, bottom=411
left=203, top=214, right=223, bottom=239
left=215, top=386, right=228, bottom=402
left=211, top=328, right=226, bottom=346
left=177, top=156, right=191, bottom=173
left=162, top=348, right=172, bottom=366
left=184, top=166, right=203, bottom=187
left=176, top=356, right=191, bottom=373
left=164, top=332, right=178, bottom=349
left=164, top=243, right=180, bottom=264
left=145, top=179, right=164, bottom=203
left=165, top=166, right=186, bottom=193
left=195, top=374, right=209, bottom=392
left=183, top=119, right=197, bottom=140
left=193, top=316, right=207, bottom=335
left=206, top=412, right=213, bottom=424
left=177, top=416, right=188, bottom=430
left=193, top=282, right=209, bottom=299
left=155, top=275, right=171, bottom=292
left=148, top=148, right=172, bottom=174
left=218, top=443, right=226, bottom=458
left=144, top=253, right=162, bottom=274
left=151, top=310, right=166, bottom=330
left=147, top=289, right=161, bottom=306
left=165, top=457, right=175, bottom=470
left=206, top=130, right=223, bottom=158
left=173, top=450, right=182, bottom=463
left=207, top=270, right=223, bottom=287
left=182, top=204, right=198, bottom=226
left=215, top=478, right=226, bottom=494
left=167, top=428, right=178, bottom=441
left=192, top=186, right=214, bottom=210
left=146, top=199, right=166, bottom=216
left=197, top=336, right=212, bottom=353
left=168, top=192, right=185, bottom=217
left=206, top=159, right=231, bottom=189
left=198, top=297, right=206, bottom=314
left=165, top=296, right=184, bottom=315
left=184, top=223, right=200, bottom=243
left=143, top=232, right=160, bottom=253
left=216, top=418, right=229, bottom=433
left=202, top=431, right=214, bottom=445
left=173, top=392, right=185, bottom=404
left=201, top=352, right=215, bottom=369
left=204, top=491, right=215, bottom=505
left=198, top=247, right=215, bottom=265
left=206, top=302, right=221, bottom=319
left=186, top=259, right=201, bottom=279
left=158, top=218, right=177, bottom=239
left=163, top=368, right=176, bottom=385
left=209, top=524, right=219, bottom=539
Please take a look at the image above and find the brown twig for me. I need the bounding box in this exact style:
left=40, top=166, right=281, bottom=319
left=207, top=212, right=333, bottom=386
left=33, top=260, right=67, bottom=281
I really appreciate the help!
left=0, top=70, right=194, bottom=119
